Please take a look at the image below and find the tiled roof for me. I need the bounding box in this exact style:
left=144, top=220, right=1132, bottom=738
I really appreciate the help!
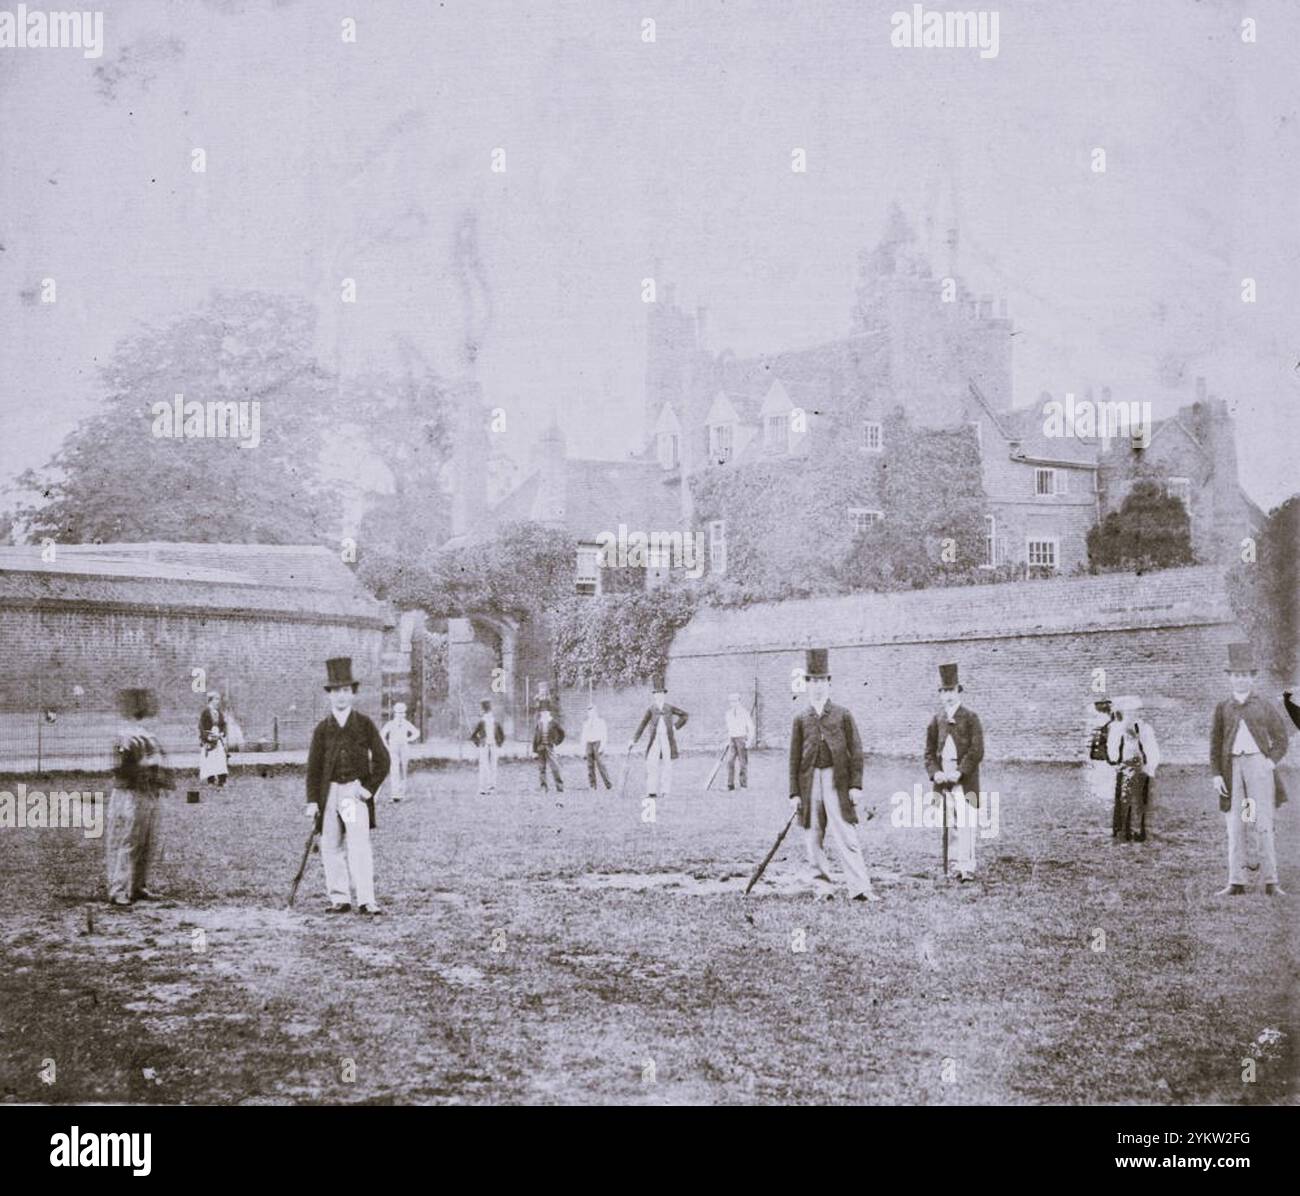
left=991, top=399, right=1100, bottom=467
left=0, top=543, right=390, bottom=623
left=44, top=542, right=365, bottom=591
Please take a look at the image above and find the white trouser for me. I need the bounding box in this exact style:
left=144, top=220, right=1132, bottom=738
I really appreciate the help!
left=803, top=767, right=873, bottom=898
left=389, top=748, right=408, bottom=799
left=945, top=786, right=977, bottom=876
left=646, top=727, right=672, bottom=795
left=1227, top=753, right=1277, bottom=886
left=320, top=781, right=375, bottom=908
left=478, top=743, right=499, bottom=791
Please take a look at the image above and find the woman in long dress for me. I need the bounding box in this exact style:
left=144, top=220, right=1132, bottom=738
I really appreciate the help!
left=198, top=691, right=228, bottom=787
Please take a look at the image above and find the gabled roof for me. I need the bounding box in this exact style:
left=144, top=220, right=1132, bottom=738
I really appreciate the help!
left=706, top=390, right=763, bottom=426
left=970, top=385, right=1099, bottom=468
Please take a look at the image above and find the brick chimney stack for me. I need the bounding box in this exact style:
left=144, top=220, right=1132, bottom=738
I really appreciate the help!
left=532, top=421, right=568, bottom=527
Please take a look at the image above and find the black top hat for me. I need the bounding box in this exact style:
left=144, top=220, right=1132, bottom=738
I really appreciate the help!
left=651, top=674, right=667, bottom=693
left=1226, top=642, right=1257, bottom=673
left=117, top=687, right=157, bottom=720
left=938, top=662, right=961, bottom=690
left=324, top=657, right=359, bottom=691
left=1094, top=698, right=1113, bottom=711
left=480, top=698, right=492, bottom=711
left=804, top=648, right=831, bottom=679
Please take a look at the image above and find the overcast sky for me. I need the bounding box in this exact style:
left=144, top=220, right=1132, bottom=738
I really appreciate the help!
left=1, top=0, right=1296, bottom=512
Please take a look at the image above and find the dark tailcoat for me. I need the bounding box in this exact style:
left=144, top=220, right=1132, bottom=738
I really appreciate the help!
left=1284, top=693, right=1300, bottom=733
left=924, top=706, right=985, bottom=805
left=306, top=710, right=391, bottom=830
left=788, top=700, right=864, bottom=828
left=532, top=719, right=565, bottom=755
left=631, top=704, right=689, bottom=758
left=1210, top=694, right=1290, bottom=807
left=471, top=717, right=506, bottom=748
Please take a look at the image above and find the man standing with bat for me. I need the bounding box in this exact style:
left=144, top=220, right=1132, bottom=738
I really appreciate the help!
left=924, top=662, right=984, bottom=884
left=788, top=648, right=876, bottom=901
left=302, top=658, right=390, bottom=915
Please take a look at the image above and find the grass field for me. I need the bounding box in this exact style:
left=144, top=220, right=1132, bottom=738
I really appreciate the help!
left=1, top=752, right=1296, bottom=1105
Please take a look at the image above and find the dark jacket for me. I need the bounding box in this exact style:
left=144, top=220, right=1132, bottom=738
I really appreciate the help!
left=1210, top=694, right=1290, bottom=807
left=1285, top=692, right=1300, bottom=732
left=924, top=706, right=985, bottom=804
left=199, top=706, right=226, bottom=747
left=532, top=718, right=565, bottom=755
left=306, top=710, right=391, bottom=830
left=631, top=703, right=689, bottom=759
left=788, top=701, right=864, bottom=828
left=471, top=717, right=506, bottom=748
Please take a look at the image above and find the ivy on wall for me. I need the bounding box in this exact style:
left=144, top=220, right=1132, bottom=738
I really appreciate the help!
left=690, top=410, right=987, bottom=601
left=550, top=588, right=698, bottom=688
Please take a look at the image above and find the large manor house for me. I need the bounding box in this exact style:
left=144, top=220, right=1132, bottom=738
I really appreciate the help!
left=480, top=213, right=1262, bottom=592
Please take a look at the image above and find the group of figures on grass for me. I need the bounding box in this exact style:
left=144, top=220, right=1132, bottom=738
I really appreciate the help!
left=1083, top=641, right=1293, bottom=895
left=102, top=643, right=1297, bottom=912
left=469, top=678, right=735, bottom=798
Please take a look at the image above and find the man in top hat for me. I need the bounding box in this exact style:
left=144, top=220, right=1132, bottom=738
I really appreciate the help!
left=923, top=663, right=985, bottom=883
left=304, top=658, right=390, bottom=915
left=470, top=698, right=506, bottom=794
left=788, top=648, right=876, bottom=900
left=1210, top=643, right=1290, bottom=896
left=629, top=676, right=689, bottom=798
left=106, top=688, right=174, bottom=907
left=581, top=703, right=612, bottom=790
left=724, top=692, right=755, bottom=791
left=380, top=701, right=420, bottom=802
left=533, top=700, right=566, bottom=793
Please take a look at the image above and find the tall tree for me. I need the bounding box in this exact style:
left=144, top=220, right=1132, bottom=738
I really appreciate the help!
left=16, top=291, right=338, bottom=544
left=1086, top=480, right=1195, bottom=571
left=1225, top=495, right=1299, bottom=680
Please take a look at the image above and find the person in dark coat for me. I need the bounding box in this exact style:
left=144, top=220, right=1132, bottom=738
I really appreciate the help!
left=304, top=658, right=390, bottom=915
left=628, top=676, right=689, bottom=797
left=106, top=687, right=174, bottom=907
left=923, top=662, right=985, bottom=881
left=532, top=702, right=566, bottom=792
left=787, top=648, right=875, bottom=900
left=470, top=698, right=506, bottom=794
left=1210, top=643, right=1290, bottom=897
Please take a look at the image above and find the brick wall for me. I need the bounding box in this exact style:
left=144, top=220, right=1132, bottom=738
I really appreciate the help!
left=566, top=566, right=1280, bottom=766
left=0, top=604, right=386, bottom=751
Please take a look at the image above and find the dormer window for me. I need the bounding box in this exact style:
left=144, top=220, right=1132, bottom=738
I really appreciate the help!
left=764, top=414, right=789, bottom=454
left=656, top=431, right=679, bottom=470
left=709, top=423, right=734, bottom=465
